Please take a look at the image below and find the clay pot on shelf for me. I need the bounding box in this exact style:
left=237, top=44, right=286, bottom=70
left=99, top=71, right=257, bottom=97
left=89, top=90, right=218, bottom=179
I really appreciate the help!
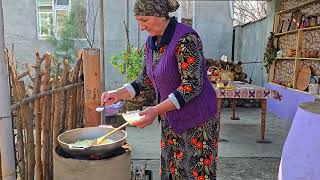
left=317, top=14, right=320, bottom=25
left=304, top=50, right=310, bottom=58
left=304, top=18, right=310, bottom=28
left=292, top=50, right=296, bottom=57
left=318, top=50, right=320, bottom=58
left=310, top=51, right=318, bottom=58
left=287, top=49, right=296, bottom=57
left=310, top=16, right=317, bottom=27
left=287, top=49, right=293, bottom=57
left=310, top=50, right=318, bottom=58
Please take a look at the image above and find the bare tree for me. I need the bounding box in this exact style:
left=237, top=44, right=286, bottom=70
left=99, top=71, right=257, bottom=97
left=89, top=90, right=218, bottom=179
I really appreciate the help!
left=234, top=0, right=267, bottom=25
left=73, top=1, right=98, bottom=48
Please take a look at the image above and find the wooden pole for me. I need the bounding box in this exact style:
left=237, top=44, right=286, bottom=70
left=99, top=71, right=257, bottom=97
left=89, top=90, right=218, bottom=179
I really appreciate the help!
left=41, top=55, right=51, bottom=180
left=260, top=99, right=267, bottom=141
left=60, top=59, right=69, bottom=133
left=16, top=81, right=34, bottom=180
left=125, top=0, right=129, bottom=51
left=0, top=0, right=16, bottom=178
left=8, top=64, right=26, bottom=179
left=53, top=63, right=61, bottom=149
left=9, top=70, right=25, bottom=180
left=293, top=30, right=304, bottom=88
left=99, top=0, right=105, bottom=92
left=33, top=52, right=44, bottom=180
left=66, top=89, right=74, bottom=130
left=0, top=155, right=2, bottom=180
left=83, top=49, right=101, bottom=127
left=75, top=56, right=83, bottom=128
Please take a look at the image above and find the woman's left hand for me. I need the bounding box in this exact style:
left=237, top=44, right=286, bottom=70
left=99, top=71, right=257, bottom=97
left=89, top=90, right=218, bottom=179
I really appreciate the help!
left=131, top=107, right=159, bottom=128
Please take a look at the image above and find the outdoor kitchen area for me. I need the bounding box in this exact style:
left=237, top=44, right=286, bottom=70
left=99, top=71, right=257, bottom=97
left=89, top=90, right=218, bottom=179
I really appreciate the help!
left=1, top=0, right=320, bottom=180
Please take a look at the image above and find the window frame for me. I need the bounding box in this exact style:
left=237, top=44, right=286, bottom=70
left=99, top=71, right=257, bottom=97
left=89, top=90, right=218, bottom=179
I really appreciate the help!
left=36, top=0, right=88, bottom=40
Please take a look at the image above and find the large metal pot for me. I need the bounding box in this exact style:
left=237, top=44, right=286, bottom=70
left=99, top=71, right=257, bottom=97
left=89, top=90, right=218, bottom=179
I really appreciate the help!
left=57, top=127, right=127, bottom=157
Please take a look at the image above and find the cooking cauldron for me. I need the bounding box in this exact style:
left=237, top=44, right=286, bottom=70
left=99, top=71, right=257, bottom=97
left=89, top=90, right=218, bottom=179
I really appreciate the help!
left=57, top=127, right=127, bottom=157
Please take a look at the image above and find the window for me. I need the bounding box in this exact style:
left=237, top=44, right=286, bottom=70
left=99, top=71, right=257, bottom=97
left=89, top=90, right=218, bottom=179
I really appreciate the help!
left=36, top=0, right=87, bottom=39
left=55, top=0, right=69, bottom=5
left=37, top=0, right=53, bottom=38
left=56, top=10, right=68, bottom=37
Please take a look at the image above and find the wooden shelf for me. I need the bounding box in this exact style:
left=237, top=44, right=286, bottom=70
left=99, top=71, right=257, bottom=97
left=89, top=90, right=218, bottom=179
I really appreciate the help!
left=275, top=0, right=320, bottom=15
left=271, top=0, right=320, bottom=99
left=274, top=29, right=298, bottom=36
left=275, top=57, right=296, bottom=60
left=274, top=26, right=320, bottom=36
left=298, top=58, right=320, bottom=61
left=302, top=26, right=320, bottom=32
left=275, top=57, right=320, bottom=61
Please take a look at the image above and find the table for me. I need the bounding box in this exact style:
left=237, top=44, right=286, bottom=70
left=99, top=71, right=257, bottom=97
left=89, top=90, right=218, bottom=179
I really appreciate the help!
left=278, top=100, right=320, bottom=180
left=213, top=82, right=282, bottom=141
left=265, top=82, right=318, bottom=122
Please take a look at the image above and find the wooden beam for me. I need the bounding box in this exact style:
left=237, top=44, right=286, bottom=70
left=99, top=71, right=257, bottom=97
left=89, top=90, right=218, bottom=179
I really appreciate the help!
left=83, top=49, right=101, bottom=127
left=0, top=154, right=2, bottom=180
left=293, top=30, right=304, bottom=88
left=99, top=0, right=105, bottom=92
left=268, top=60, right=276, bottom=82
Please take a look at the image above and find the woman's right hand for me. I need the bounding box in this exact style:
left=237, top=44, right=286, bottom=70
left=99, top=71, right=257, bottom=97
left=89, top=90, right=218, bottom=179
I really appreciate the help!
left=100, top=90, right=121, bottom=106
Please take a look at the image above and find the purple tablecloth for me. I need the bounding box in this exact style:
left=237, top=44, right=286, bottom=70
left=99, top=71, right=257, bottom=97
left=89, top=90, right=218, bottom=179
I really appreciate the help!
left=278, top=107, right=320, bottom=180
left=265, top=83, right=316, bottom=122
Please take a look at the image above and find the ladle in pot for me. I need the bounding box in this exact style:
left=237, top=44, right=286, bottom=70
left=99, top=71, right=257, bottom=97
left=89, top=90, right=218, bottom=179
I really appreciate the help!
left=95, top=122, right=129, bottom=145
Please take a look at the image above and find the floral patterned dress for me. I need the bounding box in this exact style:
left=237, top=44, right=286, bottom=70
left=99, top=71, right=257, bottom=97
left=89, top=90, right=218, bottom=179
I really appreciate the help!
left=132, top=30, right=218, bottom=180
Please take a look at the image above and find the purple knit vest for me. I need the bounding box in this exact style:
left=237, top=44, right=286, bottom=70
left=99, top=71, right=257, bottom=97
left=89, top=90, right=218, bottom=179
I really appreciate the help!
left=146, top=23, right=217, bottom=133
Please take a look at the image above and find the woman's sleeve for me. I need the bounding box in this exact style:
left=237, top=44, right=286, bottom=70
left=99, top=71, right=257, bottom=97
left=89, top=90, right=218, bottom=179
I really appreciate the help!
left=169, top=32, right=204, bottom=108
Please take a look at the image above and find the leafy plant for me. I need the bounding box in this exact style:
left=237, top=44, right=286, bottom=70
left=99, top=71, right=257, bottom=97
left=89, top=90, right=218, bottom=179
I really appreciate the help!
left=263, top=32, right=277, bottom=73
left=47, top=1, right=98, bottom=63
left=111, top=45, right=144, bottom=82
left=47, top=10, right=81, bottom=63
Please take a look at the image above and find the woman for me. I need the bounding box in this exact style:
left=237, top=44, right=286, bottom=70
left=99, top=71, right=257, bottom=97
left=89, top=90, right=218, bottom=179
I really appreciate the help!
left=101, top=0, right=218, bottom=179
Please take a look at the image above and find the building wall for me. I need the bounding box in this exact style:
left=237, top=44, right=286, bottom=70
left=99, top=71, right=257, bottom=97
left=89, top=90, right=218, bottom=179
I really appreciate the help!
left=233, top=0, right=277, bottom=86
left=194, top=1, right=233, bottom=59
left=3, top=0, right=232, bottom=89
left=3, top=0, right=53, bottom=70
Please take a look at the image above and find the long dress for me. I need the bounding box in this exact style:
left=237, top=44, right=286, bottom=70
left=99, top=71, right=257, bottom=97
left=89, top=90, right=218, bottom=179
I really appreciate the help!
left=133, top=32, right=218, bottom=180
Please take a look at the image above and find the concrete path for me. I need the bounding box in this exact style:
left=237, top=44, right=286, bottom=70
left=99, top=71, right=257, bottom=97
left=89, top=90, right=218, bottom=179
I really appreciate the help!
left=127, top=108, right=291, bottom=180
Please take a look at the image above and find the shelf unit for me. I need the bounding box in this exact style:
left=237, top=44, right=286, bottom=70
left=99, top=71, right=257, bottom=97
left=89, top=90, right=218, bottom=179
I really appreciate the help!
left=275, top=57, right=296, bottom=60
left=274, top=0, right=320, bottom=15
left=269, top=0, right=320, bottom=91
left=298, top=57, right=320, bottom=61
left=275, top=57, right=320, bottom=61
left=274, top=26, right=320, bottom=36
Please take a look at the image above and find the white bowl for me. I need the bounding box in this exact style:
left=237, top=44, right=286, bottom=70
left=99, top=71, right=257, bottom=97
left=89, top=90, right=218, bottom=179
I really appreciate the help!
left=122, top=110, right=144, bottom=124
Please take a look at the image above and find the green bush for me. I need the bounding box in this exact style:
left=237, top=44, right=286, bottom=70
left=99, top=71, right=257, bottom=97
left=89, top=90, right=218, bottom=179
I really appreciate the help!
left=111, top=46, right=144, bottom=82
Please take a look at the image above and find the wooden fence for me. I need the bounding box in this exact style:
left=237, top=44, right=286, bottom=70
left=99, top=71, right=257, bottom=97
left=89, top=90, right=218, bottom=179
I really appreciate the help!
left=0, top=155, right=2, bottom=180
left=6, top=49, right=84, bottom=180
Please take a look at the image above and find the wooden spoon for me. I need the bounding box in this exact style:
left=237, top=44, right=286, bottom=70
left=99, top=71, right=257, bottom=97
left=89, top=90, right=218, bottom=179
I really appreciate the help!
left=95, top=122, right=129, bottom=145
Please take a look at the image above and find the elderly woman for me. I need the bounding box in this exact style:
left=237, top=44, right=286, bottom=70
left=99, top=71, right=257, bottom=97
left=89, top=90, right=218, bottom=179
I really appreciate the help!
left=101, top=0, right=218, bottom=179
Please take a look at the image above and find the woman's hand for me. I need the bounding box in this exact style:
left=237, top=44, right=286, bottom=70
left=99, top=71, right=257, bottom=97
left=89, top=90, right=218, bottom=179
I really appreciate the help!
left=131, top=107, right=159, bottom=128
left=100, top=90, right=121, bottom=106
left=101, top=87, right=133, bottom=106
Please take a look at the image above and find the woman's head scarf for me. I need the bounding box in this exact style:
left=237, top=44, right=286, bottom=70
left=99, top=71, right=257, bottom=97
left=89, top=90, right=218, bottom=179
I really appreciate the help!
left=133, top=0, right=180, bottom=17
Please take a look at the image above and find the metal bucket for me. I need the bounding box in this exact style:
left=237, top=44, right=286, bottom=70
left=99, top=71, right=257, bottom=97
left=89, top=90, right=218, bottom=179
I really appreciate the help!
left=57, top=127, right=127, bottom=157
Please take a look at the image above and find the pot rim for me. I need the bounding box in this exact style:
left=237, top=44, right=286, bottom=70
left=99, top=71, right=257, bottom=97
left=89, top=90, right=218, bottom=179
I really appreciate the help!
left=57, top=127, right=127, bottom=147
